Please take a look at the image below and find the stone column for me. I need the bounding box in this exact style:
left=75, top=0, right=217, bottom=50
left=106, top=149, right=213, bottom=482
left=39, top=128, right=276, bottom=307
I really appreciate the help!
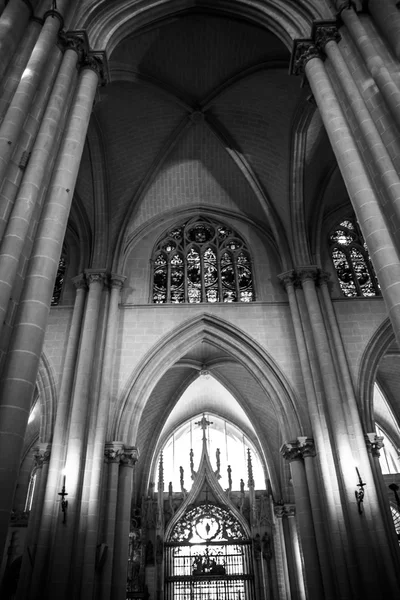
left=313, top=22, right=400, bottom=233
left=0, top=59, right=102, bottom=565
left=47, top=270, right=106, bottom=598
left=297, top=436, right=336, bottom=599
left=291, top=39, right=400, bottom=355
left=0, top=0, right=32, bottom=80
left=0, top=43, right=81, bottom=340
left=0, top=4, right=71, bottom=186
left=281, top=442, right=324, bottom=600
left=101, top=442, right=125, bottom=600
left=27, top=275, right=87, bottom=599
left=81, top=274, right=125, bottom=598
left=111, top=447, right=139, bottom=600
left=15, top=443, right=51, bottom=600
left=338, top=6, right=400, bottom=131
left=0, top=19, right=42, bottom=125
left=285, top=505, right=306, bottom=600
left=368, top=0, right=400, bottom=60
left=278, top=271, right=347, bottom=599
left=272, top=504, right=291, bottom=600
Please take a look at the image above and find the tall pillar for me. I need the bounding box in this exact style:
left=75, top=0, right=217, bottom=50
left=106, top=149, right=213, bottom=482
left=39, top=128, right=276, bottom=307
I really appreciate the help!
left=47, top=270, right=107, bottom=599
left=285, top=506, right=306, bottom=600
left=81, top=274, right=125, bottom=598
left=26, top=275, right=87, bottom=600
left=0, top=0, right=32, bottom=80
left=15, top=443, right=51, bottom=600
left=339, top=6, right=400, bottom=132
left=0, top=42, right=81, bottom=339
left=272, top=505, right=292, bottom=600
left=368, top=0, right=400, bottom=60
left=291, top=39, right=400, bottom=359
left=281, top=442, right=324, bottom=600
left=312, top=22, right=400, bottom=234
left=101, top=442, right=125, bottom=600
left=0, top=57, right=103, bottom=565
left=111, top=447, right=139, bottom=600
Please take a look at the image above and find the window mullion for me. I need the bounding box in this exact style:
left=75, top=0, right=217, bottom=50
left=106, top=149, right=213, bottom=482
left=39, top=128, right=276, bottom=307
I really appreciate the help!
left=217, top=248, right=223, bottom=302
left=167, top=259, right=172, bottom=302
left=200, top=248, right=206, bottom=302
left=233, top=253, right=240, bottom=302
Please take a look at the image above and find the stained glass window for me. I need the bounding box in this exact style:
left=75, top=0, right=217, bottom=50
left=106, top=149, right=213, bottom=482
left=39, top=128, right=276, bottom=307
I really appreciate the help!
left=329, top=217, right=380, bottom=298
left=152, top=218, right=254, bottom=303
left=51, top=249, right=67, bottom=306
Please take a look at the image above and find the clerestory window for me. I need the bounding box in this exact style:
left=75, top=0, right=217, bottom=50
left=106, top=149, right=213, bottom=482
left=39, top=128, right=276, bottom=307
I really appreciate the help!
left=151, top=217, right=254, bottom=303
left=329, top=216, right=380, bottom=298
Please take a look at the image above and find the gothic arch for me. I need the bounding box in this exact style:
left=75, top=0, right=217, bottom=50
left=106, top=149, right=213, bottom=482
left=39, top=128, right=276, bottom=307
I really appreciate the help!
left=358, top=318, right=395, bottom=431
left=36, top=352, right=58, bottom=443
left=76, top=0, right=330, bottom=54
left=112, top=313, right=305, bottom=452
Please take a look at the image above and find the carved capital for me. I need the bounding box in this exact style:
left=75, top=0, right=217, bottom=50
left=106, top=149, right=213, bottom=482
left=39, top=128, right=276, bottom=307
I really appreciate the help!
left=85, top=269, right=107, bottom=287
left=297, top=436, right=316, bottom=458
left=278, top=270, right=297, bottom=291
left=365, top=433, right=384, bottom=457
left=72, top=273, right=87, bottom=290
left=284, top=504, right=296, bottom=518
left=290, top=39, right=321, bottom=77
left=59, top=29, right=89, bottom=59
left=296, top=265, right=319, bottom=283
left=110, top=273, right=126, bottom=290
left=280, top=441, right=302, bottom=462
left=33, top=443, right=51, bottom=469
left=104, top=441, right=125, bottom=463
left=81, top=51, right=109, bottom=86
left=312, top=21, right=341, bottom=52
left=121, top=446, right=139, bottom=468
left=274, top=503, right=285, bottom=518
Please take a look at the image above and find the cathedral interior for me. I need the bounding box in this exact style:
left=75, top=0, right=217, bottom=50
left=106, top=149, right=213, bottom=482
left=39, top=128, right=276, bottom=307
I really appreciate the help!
left=1, top=0, right=400, bottom=599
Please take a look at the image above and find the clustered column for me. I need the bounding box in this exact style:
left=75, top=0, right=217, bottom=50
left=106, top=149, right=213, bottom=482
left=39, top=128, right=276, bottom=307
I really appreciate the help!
left=0, top=13, right=107, bottom=570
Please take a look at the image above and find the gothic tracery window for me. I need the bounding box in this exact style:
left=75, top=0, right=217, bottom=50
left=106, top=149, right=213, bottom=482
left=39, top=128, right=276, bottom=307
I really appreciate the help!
left=329, top=217, right=380, bottom=298
left=152, top=217, right=254, bottom=303
left=51, top=249, right=67, bottom=306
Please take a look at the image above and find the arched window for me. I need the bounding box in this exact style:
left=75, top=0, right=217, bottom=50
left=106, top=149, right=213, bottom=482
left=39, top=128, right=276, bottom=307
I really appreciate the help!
left=329, top=216, right=380, bottom=297
left=152, top=217, right=254, bottom=303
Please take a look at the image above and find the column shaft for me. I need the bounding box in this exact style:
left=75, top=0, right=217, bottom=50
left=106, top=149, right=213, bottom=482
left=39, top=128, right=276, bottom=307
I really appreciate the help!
left=272, top=510, right=291, bottom=600
left=111, top=451, right=137, bottom=600
left=340, top=7, right=400, bottom=131
left=0, top=0, right=32, bottom=80
left=286, top=456, right=324, bottom=600
left=0, top=20, right=42, bottom=125
left=27, top=278, right=86, bottom=599
left=0, top=11, right=64, bottom=186
left=0, top=65, right=99, bottom=564
left=323, top=38, right=400, bottom=230
left=0, top=48, right=79, bottom=338
left=305, top=55, right=400, bottom=348
left=101, top=445, right=124, bottom=600
left=286, top=510, right=306, bottom=600
left=47, top=272, right=105, bottom=599
left=81, top=276, right=125, bottom=598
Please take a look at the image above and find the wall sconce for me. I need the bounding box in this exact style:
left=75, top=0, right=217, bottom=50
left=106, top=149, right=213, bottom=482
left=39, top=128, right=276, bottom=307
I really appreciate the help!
left=58, top=474, right=68, bottom=524
left=355, top=467, right=366, bottom=514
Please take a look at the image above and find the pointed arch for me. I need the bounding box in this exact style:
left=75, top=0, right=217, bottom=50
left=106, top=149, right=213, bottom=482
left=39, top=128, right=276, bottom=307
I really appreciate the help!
left=358, top=318, right=395, bottom=431
left=112, top=313, right=305, bottom=448
left=36, top=352, right=58, bottom=444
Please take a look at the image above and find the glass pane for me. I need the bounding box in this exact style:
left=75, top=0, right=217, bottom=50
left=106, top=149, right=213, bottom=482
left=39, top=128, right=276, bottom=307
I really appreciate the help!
left=51, top=255, right=66, bottom=306
left=350, top=247, right=375, bottom=296
left=329, top=228, right=354, bottom=246
left=332, top=248, right=357, bottom=297
left=153, top=253, right=168, bottom=303
left=187, top=248, right=201, bottom=303
left=187, top=224, right=214, bottom=244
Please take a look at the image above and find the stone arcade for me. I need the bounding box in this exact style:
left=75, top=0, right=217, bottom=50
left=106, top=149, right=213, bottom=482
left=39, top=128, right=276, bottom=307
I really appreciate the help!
left=1, top=0, right=400, bottom=599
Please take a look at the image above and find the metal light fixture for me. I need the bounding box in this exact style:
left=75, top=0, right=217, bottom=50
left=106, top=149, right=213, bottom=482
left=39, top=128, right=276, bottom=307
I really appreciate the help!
left=355, top=467, right=366, bottom=514
left=58, top=474, right=68, bottom=524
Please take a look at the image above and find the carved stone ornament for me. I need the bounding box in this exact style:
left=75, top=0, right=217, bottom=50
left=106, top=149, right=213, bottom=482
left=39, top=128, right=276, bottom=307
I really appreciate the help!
left=121, top=446, right=139, bottom=468
left=273, top=503, right=285, bottom=518
left=110, top=273, right=126, bottom=290
left=81, top=51, right=109, bottom=87
left=284, top=504, right=296, bottom=518
left=365, top=433, right=384, bottom=458
left=297, top=436, right=316, bottom=458
left=289, top=40, right=320, bottom=77
left=58, top=30, right=89, bottom=60
left=33, top=443, right=51, bottom=469
left=104, top=441, right=125, bottom=463
left=296, top=265, right=319, bottom=283
left=278, top=270, right=296, bottom=291
left=72, top=273, right=87, bottom=290
left=312, top=21, right=341, bottom=52
left=85, top=269, right=107, bottom=287
left=280, top=441, right=302, bottom=462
